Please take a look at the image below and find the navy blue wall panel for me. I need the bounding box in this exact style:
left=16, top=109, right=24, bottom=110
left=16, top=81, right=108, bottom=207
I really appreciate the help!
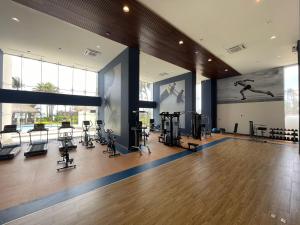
left=201, top=79, right=217, bottom=130
left=0, top=49, right=3, bottom=128
left=0, top=89, right=101, bottom=106
left=139, top=101, right=157, bottom=108
left=153, top=72, right=196, bottom=134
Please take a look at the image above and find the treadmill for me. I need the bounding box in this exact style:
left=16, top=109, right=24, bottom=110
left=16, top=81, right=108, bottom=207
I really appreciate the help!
left=0, top=125, right=21, bottom=160
left=58, top=121, right=77, bottom=151
left=24, top=123, right=48, bottom=157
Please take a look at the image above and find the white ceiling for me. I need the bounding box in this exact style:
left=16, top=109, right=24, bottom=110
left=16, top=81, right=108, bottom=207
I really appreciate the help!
left=0, top=0, right=126, bottom=72
left=140, top=52, right=189, bottom=83
left=0, top=0, right=190, bottom=82
left=138, top=0, right=299, bottom=75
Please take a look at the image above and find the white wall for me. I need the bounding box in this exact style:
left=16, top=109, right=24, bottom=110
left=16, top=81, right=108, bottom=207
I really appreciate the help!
left=217, top=101, right=284, bottom=134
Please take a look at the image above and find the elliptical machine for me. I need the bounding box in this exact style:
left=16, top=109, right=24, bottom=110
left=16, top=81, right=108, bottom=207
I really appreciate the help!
left=79, top=121, right=95, bottom=149
left=95, top=120, right=107, bottom=145
left=57, top=131, right=76, bottom=171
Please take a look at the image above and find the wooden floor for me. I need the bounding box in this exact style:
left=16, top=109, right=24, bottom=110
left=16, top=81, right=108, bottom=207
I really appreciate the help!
left=0, top=133, right=222, bottom=210
left=5, top=139, right=300, bottom=225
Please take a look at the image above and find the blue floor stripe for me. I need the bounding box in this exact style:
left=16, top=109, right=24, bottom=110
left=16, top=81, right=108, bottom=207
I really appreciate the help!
left=0, top=137, right=231, bottom=224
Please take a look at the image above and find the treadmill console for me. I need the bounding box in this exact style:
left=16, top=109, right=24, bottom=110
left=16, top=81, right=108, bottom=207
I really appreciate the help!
left=2, top=125, right=17, bottom=133
left=34, top=123, right=46, bottom=130
left=61, top=121, right=71, bottom=128
left=83, top=121, right=90, bottom=126
left=96, top=120, right=103, bottom=125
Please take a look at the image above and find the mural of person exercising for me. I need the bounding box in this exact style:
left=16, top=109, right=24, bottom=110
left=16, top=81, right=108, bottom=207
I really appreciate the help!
left=234, top=79, right=274, bottom=100
left=160, top=82, right=185, bottom=103
left=160, top=82, right=177, bottom=103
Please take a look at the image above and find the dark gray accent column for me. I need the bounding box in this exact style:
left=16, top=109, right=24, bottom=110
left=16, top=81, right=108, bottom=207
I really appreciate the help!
left=128, top=48, right=140, bottom=147
left=201, top=79, right=217, bottom=131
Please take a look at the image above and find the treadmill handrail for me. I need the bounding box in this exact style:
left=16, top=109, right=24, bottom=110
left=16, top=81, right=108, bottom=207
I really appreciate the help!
left=0, top=129, right=21, bottom=148
left=58, top=125, right=75, bottom=130
left=28, top=129, right=49, bottom=145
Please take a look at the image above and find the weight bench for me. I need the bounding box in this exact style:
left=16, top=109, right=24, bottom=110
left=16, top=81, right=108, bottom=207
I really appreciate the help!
left=188, top=142, right=198, bottom=152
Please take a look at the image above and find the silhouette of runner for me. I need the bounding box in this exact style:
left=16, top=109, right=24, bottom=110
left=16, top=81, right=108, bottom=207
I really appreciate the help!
left=234, top=79, right=274, bottom=100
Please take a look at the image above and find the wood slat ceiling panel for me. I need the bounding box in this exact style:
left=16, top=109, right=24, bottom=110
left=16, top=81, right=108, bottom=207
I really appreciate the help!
left=13, top=0, right=241, bottom=78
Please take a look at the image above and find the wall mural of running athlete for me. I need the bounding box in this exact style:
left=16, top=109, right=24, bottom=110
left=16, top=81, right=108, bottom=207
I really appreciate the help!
left=234, top=79, right=274, bottom=100
left=217, top=67, right=284, bottom=103
left=159, top=80, right=185, bottom=128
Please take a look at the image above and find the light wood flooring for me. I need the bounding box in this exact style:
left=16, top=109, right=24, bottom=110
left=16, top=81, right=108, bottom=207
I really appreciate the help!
left=5, top=139, right=300, bottom=225
left=0, top=133, right=222, bottom=210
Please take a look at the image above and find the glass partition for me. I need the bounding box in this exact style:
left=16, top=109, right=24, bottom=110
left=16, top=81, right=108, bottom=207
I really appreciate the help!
left=2, top=54, right=98, bottom=96
left=1, top=103, right=98, bottom=142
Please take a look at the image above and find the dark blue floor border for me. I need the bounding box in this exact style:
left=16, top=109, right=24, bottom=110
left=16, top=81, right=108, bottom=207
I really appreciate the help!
left=0, top=137, right=231, bottom=224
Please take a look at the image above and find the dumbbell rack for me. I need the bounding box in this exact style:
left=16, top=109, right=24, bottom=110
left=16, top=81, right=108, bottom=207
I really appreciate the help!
left=269, top=128, right=299, bottom=143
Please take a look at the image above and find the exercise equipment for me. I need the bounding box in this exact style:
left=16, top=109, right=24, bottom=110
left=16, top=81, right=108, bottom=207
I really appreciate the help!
left=103, top=129, right=120, bottom=158
left=95, top=120, right=107, bottom=145
left=0, top=125, right=21, bottom=160
left=269, top=128, right=298, bottom=143
left=159, top=112, right=182, bottom=147
left=79, top=121, right=95, bottom=149
left=58, top=121, right=77, bottom=151
left=57, top=131, right=76, bottom=171
left=24, top=123, right=48, bottom=157
left=130, top=111, right=151, bottom=154
left=149, top=119, right=155, bottom=132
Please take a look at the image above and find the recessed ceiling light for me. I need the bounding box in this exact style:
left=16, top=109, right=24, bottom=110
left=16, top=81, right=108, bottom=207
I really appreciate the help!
left=256, top=0, right=261, bottom=3
left=195, top=51, right=199, bottom=54
left=11, top=17, right=20, bottom=22
left=123, top=5, right=130, bottom=13
left=270, top=35, right=277, bottom=40
left=277, top=55, right=281, bottom=58
left=208, top=58, right=212, bottom=62
left=225, top=69, right=228, bottom=72
left=105, top=31, right=111, bottom=36
left=96, top=45, right=100, bottom=49
left=179, top=40, right=184, bottom=45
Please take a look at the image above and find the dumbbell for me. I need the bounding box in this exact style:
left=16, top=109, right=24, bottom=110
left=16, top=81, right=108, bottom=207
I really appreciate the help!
left=286, top=137, right=290, bottom=141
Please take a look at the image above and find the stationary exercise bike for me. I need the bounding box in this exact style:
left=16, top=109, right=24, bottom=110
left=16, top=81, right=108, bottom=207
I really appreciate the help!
left=103, top=129, right=120, bottom=157
left=57, top=132, right=76, bottom=171
left=79, top=121, right=95, bottom=149
left=95, top=120, right=107, bottom=145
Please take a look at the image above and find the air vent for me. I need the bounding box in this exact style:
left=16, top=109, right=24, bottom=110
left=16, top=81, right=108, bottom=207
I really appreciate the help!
left=159, top=72, right=169, bottom=77
left=84, top=48, right=101, bottom=57
left=226, top=44, right=247, bottom=54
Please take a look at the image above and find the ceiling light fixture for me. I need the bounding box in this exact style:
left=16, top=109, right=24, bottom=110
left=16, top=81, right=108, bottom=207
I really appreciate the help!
left=179, top=40, right=184, bottom=45
left=96, top=45, right=101, bottom=49
left=208, top=58, right=212, bottom=62
left=195, top=51, right=199, bottom=54
left=270, top=35, right=277, bottom=40
left=105, top=31, right=111, bottom=36
left=225, top=69, right=228, bottom=72
left=11, top=17, right=20, bottom=22
left=123, top=5, right=130, bottom=13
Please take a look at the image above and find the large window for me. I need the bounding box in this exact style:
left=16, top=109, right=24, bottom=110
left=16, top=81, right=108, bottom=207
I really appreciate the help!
left=139, top=108, right=153, bottom=127
left=284, top=65, right=299, bottom=130
left=2, top=54, right=98, bottom=96
left=1, top=103, right=98, bottom=142
left=139, top=81, right=153, bottom=101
